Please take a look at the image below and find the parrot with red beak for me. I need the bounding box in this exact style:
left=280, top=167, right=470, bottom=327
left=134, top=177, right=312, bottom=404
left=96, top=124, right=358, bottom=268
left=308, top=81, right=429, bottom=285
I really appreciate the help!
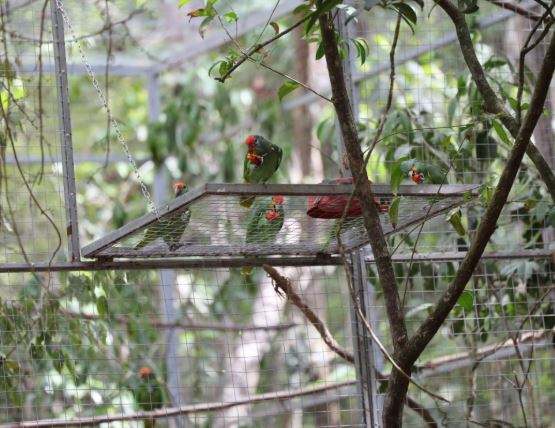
left=134, top=182, right=190, bottom=250
left=245, top=195, right=285, bottom=244
left=240, top=135, right=282, bottom=208
left=241, top=196, right=285, bottom=275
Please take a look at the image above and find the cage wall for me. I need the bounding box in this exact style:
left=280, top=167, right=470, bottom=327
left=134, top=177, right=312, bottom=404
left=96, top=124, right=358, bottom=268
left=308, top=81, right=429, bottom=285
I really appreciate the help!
left=0, top=265, right=366, bottom=427
left=363, top=256, right=554, bottom=427
left=354, top=3, right=554, bottom=204
left=0, top=2, right=70, bottom=264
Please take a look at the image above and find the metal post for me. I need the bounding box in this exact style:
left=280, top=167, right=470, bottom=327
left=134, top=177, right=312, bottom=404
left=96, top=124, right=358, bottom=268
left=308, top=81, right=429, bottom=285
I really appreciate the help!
left=148, top=73, right=186, bottom=428
left=350, top=249, right=381, bottom=427
left=334, top=4, right=359, bottom=179
left=50, top=1, right=81, bottom=262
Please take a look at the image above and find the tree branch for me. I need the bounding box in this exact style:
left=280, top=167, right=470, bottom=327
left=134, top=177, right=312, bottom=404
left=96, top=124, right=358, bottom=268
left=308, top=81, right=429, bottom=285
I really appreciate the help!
left=318, top=13, right=412, bottom=426
left=0, top=381, right=356, bottom=428
left=263, top=264, right=354, bottom=363
left=434, top=0, right=555, bottom=201
left=61, top=308, right=298, bottom=332
left=262, top=264, right=439, bottom=428
left=403, top=24, right=555, bottom=367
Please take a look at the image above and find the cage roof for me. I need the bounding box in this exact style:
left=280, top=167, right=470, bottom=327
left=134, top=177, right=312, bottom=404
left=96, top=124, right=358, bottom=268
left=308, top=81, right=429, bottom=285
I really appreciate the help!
left=81, top=183, right=478, bottom=260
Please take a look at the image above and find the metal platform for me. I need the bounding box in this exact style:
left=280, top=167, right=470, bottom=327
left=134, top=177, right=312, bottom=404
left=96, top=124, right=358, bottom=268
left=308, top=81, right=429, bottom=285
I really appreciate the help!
left=81, top=183, right=478, bottom=260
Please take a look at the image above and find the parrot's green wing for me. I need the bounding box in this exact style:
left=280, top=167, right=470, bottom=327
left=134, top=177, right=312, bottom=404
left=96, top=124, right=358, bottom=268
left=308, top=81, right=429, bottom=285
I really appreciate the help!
left=245, top=200, right=269, bottom=243
left=135, top=223, right=164, bottom=250
left=161, top=209, right=191, bottom=249
left=245, top=199, right=284, bottom=244
left=135, top=375, right=164, bottom=411
left=425, top=164, right=446, bottom=184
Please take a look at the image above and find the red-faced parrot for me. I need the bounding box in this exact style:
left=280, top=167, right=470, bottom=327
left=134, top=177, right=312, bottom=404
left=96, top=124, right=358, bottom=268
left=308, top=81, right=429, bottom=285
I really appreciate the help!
left=240, top=135, right=282, bottom=208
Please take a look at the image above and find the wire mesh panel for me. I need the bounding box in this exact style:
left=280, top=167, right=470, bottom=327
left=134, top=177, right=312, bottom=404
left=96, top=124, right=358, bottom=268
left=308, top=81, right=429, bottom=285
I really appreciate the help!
left=0, top=266, right=365, bottom=427
left=363, top=256, right=555, bottom=427
left=0, top=2, right=69, bottom=264
left=82, top=183, right=477, bottom=259
left=355, top=2, right=555, bottom=186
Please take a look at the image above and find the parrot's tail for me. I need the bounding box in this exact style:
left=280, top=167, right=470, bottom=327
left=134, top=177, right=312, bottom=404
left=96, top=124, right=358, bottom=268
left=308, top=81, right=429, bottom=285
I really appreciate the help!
left=134, top=241, right=147, bottom=250
left=240, top=266, right=254, bottom=276
left=239, top=195, right=255, bottom=208
left=143, top=417, right=156, bottom=428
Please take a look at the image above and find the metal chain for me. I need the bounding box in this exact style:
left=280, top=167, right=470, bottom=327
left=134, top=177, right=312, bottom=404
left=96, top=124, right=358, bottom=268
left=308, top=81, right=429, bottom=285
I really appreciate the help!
left=53, top=0, right=159, bottom=217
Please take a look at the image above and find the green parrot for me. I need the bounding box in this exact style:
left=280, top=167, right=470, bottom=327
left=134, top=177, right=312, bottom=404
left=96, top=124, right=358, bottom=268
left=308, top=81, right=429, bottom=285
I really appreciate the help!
left=134, top=182, right=190, bottom=251
left=240, top=135, right=282, bottom=208
left=241, top=195, right=285, bottom=275
left=134, top=367, right=164, bottom=428
left=400, top=158, right=446, bottom=185
left=246, top=195, right=285, bottom=243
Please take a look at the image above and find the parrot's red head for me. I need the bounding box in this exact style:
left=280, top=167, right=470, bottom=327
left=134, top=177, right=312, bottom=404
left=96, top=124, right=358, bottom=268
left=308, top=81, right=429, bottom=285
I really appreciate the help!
left=247, top=153, right=263, bottom=166
left=265, top=210, right=280, bottom=221
left=174, top=182, right=187, bottom=197
left=245, top=135, right=257, bottom=153
left=409, top=167, right=424, bottom=184
left=272, top=195, right=284, bottom=205
left=139, top=367, right=152, bottom=378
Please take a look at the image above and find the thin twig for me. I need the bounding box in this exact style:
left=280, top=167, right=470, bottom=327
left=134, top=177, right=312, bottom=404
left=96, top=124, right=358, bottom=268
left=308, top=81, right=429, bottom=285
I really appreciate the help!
left=487, top=0, right=544, bottom=20
left=516, top=4, right=555, bottom=124
left=215, top=11, right=311, bottom=83
left=366, top=13, right=402, bottom=158
left=3, top=8, right=145, bottom=43
left=34, top=0, right=49, bottom=186
left=214, top=10, right=331, bottom=103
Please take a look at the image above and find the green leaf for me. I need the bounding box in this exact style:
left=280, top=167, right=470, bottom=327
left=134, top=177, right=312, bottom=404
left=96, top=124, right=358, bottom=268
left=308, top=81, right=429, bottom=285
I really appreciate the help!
left=305, top=0, right=342, bottom=35
left=270, top=21, right=280, bottom=35
left=208, top=60, right=225, bottom=77
left=223, top=11, right=238, bottom=23
left=405, top=302, right=433, bottom=318
left=392, top=3, right=417, bottom=33
left=199, top=15, right=215, bottom=38
left=410, top=0, right=424, bottom=9
left=389, top=197, right=400, bottom=229
left=446, top=207, right=466, bottom=236
left=352, top=38, right=369, bottom=65
left=315, top=42, right=325, bottom=60
left=278, top=81, right=300, bottom=101
left=457, top=290, right=474, bottom=312
left=483, top=56, right=507, bottom=70
left=96, top=296, right=109, bottom=316
left=475, top=133, right=498, bottom=161
left=425, top=163, right=446, bottom=184
left=178, top=0, right=192, bottom=6
left=390, top=162, right=405, bottom=195
left=492, top=120, right=510, bottom=146
left=29, top=343, right=45, bottom=361
left=293, top=3, right=310, bottom=14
